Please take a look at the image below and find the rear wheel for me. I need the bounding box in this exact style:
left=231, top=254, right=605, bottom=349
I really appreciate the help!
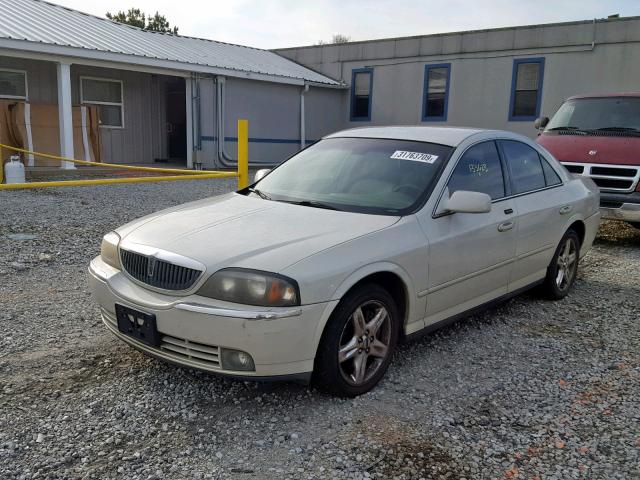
left=540, top=229, right=580, bottom=300
left=315, top=284, right=399, bottom=397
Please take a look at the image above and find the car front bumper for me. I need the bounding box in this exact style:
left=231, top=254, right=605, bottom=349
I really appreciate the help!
left=88, top=256, right=337, bottom=381
left=600, top=192, right=640, bottom=222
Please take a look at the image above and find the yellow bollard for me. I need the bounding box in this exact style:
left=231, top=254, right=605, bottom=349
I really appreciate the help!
left=237, top=119, right=249, bottom=190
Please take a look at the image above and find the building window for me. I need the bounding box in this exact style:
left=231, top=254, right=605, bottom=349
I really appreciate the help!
left=509, top=58, right=545, bottom=121
left=80, top=77, right=124, bottom=128
left=350, top=68, right=373, bottom=121
left=0, top=69, right=27, bottom=100
left=422, top=63, right=450, bottom=122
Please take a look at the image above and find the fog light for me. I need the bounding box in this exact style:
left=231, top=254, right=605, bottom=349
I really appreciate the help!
left=221, top=348, right=255, bottom=372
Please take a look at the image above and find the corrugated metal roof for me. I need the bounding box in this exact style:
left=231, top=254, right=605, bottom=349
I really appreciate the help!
left=0, top=0, right=340, bottom=85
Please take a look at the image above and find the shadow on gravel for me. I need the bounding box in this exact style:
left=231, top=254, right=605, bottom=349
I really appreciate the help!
left=594, top=220, right=640, bottom=247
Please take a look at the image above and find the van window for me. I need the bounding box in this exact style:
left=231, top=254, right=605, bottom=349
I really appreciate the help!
left=501, top=141, right=546, bottom=194
left=545, top=97, right=640, bottom=132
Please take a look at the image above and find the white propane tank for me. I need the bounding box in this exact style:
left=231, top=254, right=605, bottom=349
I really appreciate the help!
left=4, top=155, right=25, bottom=184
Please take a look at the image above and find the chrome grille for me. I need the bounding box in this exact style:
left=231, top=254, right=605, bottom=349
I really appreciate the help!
left=120, top=249, right=202, bottom=291
left=561, top=162, right=640, bottom=193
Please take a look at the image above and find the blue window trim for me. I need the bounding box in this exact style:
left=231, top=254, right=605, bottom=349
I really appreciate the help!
left=422, top=63, right=451, bottom=122
left=350, top=67, right=373, bottom=121
left=508, top=57, right=545, bottom=122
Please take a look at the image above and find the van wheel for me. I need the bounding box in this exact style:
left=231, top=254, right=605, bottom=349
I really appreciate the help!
left=315, top=284, right=399, bottom=397
left=540, top=229, right=580, bottom=300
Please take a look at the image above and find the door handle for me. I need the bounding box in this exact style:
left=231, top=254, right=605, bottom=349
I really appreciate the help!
left=497, top=221, right=514, bottom=232
left=559, top=205, right=573, bottom=215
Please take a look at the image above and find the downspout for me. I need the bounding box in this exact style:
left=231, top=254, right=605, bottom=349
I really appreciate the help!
left=300, top=83, right=309, bottom=149
left=215, top=76, right=279, bottom=168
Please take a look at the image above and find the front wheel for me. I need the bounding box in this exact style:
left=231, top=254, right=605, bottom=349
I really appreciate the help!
left=540, top=229, right=580, bottom=300
left=314, top=284, right=399, bottom=397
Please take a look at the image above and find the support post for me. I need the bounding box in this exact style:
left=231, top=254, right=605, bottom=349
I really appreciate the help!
left=185, top=76, right=194, bottom=169
left=56, top=62, right=75, bottom=169
left=237, top=119, right=249, bottom=190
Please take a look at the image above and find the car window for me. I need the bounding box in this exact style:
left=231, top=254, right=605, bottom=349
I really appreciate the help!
left=447, top=141, right=505, bottom=200
left=501, top=140, right=546, bottom=194
left=541, top=157, right=562, bottom=186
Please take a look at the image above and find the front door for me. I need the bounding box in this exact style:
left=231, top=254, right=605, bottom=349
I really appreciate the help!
left=166, top=79, right=187, bottom=161
left=422, top=140, right=517, bottom=325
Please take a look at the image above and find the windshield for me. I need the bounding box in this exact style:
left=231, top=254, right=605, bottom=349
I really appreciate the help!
left=546, top=97, right=640, bottom=132
left=251, top=137, right=452, bottom=215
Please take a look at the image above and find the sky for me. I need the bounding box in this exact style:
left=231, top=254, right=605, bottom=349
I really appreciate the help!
left=52, top=0, right=639, bottom=49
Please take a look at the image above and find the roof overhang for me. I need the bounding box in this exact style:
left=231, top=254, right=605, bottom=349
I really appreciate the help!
left=0, top=38, right=345, bottom=88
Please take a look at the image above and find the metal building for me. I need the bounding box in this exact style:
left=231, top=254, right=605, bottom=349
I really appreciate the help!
left=0, top=0, right=343, bottom=169
left=276, top=16, right=640, bottom=138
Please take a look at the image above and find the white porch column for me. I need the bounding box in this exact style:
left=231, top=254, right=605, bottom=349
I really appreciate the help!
left=56, top=61, right=75, bottom=169
left=185, top=76, right=194, bottom=169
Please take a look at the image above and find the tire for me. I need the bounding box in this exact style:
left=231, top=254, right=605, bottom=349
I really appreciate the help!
left=540, top=229, right=580, bottom=300
left=314, top=284, right=400, bottom=397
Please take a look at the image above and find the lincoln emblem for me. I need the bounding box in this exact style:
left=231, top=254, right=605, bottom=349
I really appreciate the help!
left=147, top=256, right=156, bottom=277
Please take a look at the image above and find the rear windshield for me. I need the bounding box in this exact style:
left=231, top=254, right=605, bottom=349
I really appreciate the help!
left=252, top=137, right=453, bottom=215
left=546, top=97, right=640, bottom=133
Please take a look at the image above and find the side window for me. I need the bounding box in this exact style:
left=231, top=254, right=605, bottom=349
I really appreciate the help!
left=448, top=141, right=505, bottom=200
left=350, top=68, right=373, bottom=121
left=541, top=157, right=562, bottom=186
left=501, top=140, right=546, bottom=194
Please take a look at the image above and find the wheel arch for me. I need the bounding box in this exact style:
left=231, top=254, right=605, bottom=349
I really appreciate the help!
left=311, top=262, right=415, bottom=352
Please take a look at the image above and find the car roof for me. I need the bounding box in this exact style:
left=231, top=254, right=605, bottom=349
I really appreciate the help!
left=567, top=92, right=640, bottom=100
left=324, top=126, right=494, bottom=147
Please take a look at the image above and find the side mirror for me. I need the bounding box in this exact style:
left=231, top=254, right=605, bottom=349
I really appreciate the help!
left=534, top=116, right=549, bottom=130
left=254, top=169, right=271, bottom=183
left=441, top=190, right=492, bottom=214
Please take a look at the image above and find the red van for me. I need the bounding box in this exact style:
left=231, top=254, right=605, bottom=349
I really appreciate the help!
left=536, top=93, right=640, bottom=229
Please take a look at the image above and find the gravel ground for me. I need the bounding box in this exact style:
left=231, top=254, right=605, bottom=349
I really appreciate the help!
left=1, top=180, right=639, bottom=480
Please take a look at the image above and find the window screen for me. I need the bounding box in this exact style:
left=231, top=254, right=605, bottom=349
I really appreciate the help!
left=501, top=141, right=546, bottom=194
left=448, top=141, right=505, bottom=200
left=0, top=70, right=27, bottom=99
left=510, top=59, right=544, bottom=119
left=81, top=78, right=123, bottom=127
left=423, top=64, right=450, bottom=120
left=351, top=69, right=372, bottom=120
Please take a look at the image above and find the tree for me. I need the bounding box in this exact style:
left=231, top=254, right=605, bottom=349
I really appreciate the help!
left=106, top=8, right=179, bottom=34
left=317, top=34, right=351, bottom=45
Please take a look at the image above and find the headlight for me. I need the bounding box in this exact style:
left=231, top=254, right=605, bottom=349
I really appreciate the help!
left=197, top=268, right=300, bottom=307
left=100, top=231, right=121, bottom=269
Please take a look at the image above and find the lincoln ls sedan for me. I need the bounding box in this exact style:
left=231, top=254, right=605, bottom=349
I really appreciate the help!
left=89, top=126, right=600, bottom=396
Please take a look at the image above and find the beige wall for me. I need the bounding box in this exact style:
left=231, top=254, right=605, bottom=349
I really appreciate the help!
left=276, top=17, right=640, bottom=138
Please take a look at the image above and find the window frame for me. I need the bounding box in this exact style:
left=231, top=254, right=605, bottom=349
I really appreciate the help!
left=497, top=140, right=564, bottom=196
left=0, top=68, right=28, bottom=100
left=422, top=63, right=451, bottom=122
left=508, top=57, right=545, bottom=122
left=349, top=67, right=373, bottom=122
left=80, top=76, right=124, bottom=129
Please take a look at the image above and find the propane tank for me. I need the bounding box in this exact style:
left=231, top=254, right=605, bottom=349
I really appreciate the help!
left=4, top=155, right=26, bottom=184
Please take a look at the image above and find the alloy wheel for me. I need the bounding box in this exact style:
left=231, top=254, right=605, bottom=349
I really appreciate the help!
left=338, top=300, right=392, bottom=386
left=555, top=237, right=578, bottom=291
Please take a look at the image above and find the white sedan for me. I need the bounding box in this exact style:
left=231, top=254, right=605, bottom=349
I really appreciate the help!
left=89, top=127, right=600, bottom=396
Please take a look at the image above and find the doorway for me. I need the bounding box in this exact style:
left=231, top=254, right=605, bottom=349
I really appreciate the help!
left=166, top=79, right=187, bottom=162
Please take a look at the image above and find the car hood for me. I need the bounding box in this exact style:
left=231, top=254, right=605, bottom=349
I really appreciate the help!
left=116, top=193, right=400, bottom=273
left=537, top=133, right=640, bottom=165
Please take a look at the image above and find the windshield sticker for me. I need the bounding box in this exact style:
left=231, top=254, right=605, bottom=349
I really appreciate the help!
left=390, top=151, right=439, bottom=163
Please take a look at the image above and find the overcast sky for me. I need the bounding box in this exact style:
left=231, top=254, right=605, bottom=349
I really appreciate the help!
left=52, top=0, right=638, bottom=49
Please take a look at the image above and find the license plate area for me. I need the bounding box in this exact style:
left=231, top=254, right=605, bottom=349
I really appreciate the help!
left=115, top=304, right=160, bottom=348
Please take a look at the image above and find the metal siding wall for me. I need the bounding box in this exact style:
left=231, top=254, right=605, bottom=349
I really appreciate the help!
left=276, top=18, right=640, bottom=139
left=0, top=56, right=57, bottom=103
left=70, top=65, right=168, bottom=164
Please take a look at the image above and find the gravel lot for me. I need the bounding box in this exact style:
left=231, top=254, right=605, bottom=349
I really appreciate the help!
left=1, top=180, right=639, bottom=480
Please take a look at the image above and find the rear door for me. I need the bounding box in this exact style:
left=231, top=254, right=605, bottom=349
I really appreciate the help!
left=498, top=140, right=572, bottom=291
left=423, top=140, right=518, bottom=324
